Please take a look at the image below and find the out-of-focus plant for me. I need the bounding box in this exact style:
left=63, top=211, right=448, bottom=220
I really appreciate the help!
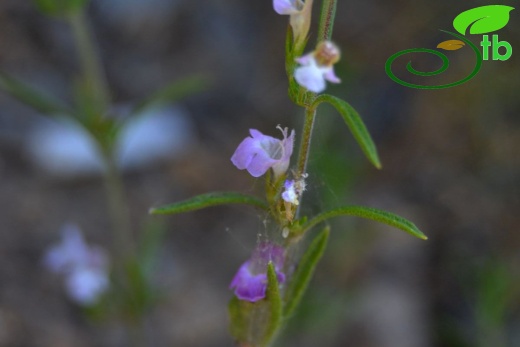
left=150, top=0, right=427, bottom=346
left=0, top=0, right=205, bottom=344
left=474, top=259, right=519, bottom=347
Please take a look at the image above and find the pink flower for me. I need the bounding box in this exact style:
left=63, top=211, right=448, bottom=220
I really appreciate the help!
left=231, top=126, right=295, bottom=178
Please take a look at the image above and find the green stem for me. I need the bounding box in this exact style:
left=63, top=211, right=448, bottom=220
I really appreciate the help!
left=68, top=9, right=110, bottom=114
left=317, top=0, right=337, bottom=42
left=296, top=106, right=317, bottom=178
left=101, top=151, right=134, bottom=263
left=293, top=0, right=337, bottom=211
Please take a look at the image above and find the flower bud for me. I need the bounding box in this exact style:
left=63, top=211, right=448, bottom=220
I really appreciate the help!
left=273, top=0, right=314, bottom=48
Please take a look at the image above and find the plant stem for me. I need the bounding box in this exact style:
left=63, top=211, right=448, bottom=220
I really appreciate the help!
left=101, top=151, right=134, bottom=263
left=293, top=0, right=337, bottom=213
left=296, top=105, right=317, bottom=179
left=317, top=0, right=337, bottom=42
left=68, top=9, right=110, bottom=114
left=68, top=8, right=149, bottom=347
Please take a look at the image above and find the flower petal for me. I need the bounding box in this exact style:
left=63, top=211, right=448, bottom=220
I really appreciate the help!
left=295, top=53, right=313, bottom=65
left=246, top=150, right=278, bottom=177
left=230, top=261, right=268, bottom=302
left=323, top=67, right=341, bottom=83
left=294, top=64, right=326, bottom=93
left=230, top=137, right=257, bottom=170
left=65, top=267, right=109, bottom=305
left=273, top=0, right=300, bottom=15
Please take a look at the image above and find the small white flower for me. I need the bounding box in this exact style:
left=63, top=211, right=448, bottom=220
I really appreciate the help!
left=282, top=175, right=307, bottom=206
left=294, top=41, right=341, bottom=93
left=295, top=54, right=341, bottom=93
left=282, top=180, right=299, bottom=205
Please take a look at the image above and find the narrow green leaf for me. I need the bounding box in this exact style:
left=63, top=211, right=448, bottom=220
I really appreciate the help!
left=284, top=227, right=329, bottom=318
left=262, top=262, right=283, bottom=346
left=453, top=5, right=514, bottom=35
left=131, top=75, right=208, bottom=116
left=313, top=94, right=381, bottom=169
left=149, top=192, right=268, bottom=215
left=0, top=72, right=71, bottom=117
left=302, top=206, right=427, bottom=240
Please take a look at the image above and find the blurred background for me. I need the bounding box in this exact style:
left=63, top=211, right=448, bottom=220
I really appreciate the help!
left=0, top=0, right=519, bottom=346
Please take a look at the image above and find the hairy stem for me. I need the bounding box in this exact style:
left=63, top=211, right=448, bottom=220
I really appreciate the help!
left=317, top=0, right=337, bottom=42
left=296, top=106, right=317, bottom=178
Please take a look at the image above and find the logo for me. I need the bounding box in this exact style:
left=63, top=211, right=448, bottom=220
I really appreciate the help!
left=385, top=5, right=514, bottom=89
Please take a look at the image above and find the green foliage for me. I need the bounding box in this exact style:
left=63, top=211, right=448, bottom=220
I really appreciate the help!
left=313, top=94, right=381, bottom=169
left=228, top=296, right=254, bottom=344
left=0, top=72, right=71, bottom=117
left=453, top=5, right=515, bottom=35
left=284, top=227, right=329, bottom=318
left=475, top=261, right=513, bottom=327
left=130, top=75, right=208, bottom=117
left=33, top=0, right=89, bottom=16
left=149, top=192, right=269, bottom=215
left=300, top=206, right=427, bottom=240
left=262, top=263, right=283, bottom=346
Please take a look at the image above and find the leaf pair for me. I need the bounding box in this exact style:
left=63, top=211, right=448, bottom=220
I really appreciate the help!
left=150, top=193, right=426, bottom=240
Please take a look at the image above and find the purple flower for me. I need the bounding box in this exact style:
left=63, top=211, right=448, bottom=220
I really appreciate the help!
left=230, top=243, right=286, bottom=302
left=44, top=224, right=110, bottom=305
left=65, top=267, right=110, bottom=305
left=231, top=126, right=295, bottom=178
left=273, top=0, right=301, bottom=14
left=295, top=41, right=341, bottom=93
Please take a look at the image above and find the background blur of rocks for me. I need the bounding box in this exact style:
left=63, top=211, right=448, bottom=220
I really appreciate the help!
left=0, top=0, right=519, bottom=346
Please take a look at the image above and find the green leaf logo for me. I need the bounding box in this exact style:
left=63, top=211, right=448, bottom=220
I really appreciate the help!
left=453, top=5, right=514, bottom=35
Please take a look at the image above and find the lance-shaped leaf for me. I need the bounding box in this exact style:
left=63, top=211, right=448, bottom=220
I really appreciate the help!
left=453, top=5, right=514, bottom=35
left=228, top=296, right=254, bottom=344
left=313, top=94, right=381, bottom=169
left=149, top=192, right=268, bottom=215
left=0, top=72, right=71, bottom=117
left=130, top=75, right=207, bottom=117
left=261, top=262, right=283, bottom=347
left=284, top=226, right=329, bottom=318
left=301, top=206, right=427, bottom=240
